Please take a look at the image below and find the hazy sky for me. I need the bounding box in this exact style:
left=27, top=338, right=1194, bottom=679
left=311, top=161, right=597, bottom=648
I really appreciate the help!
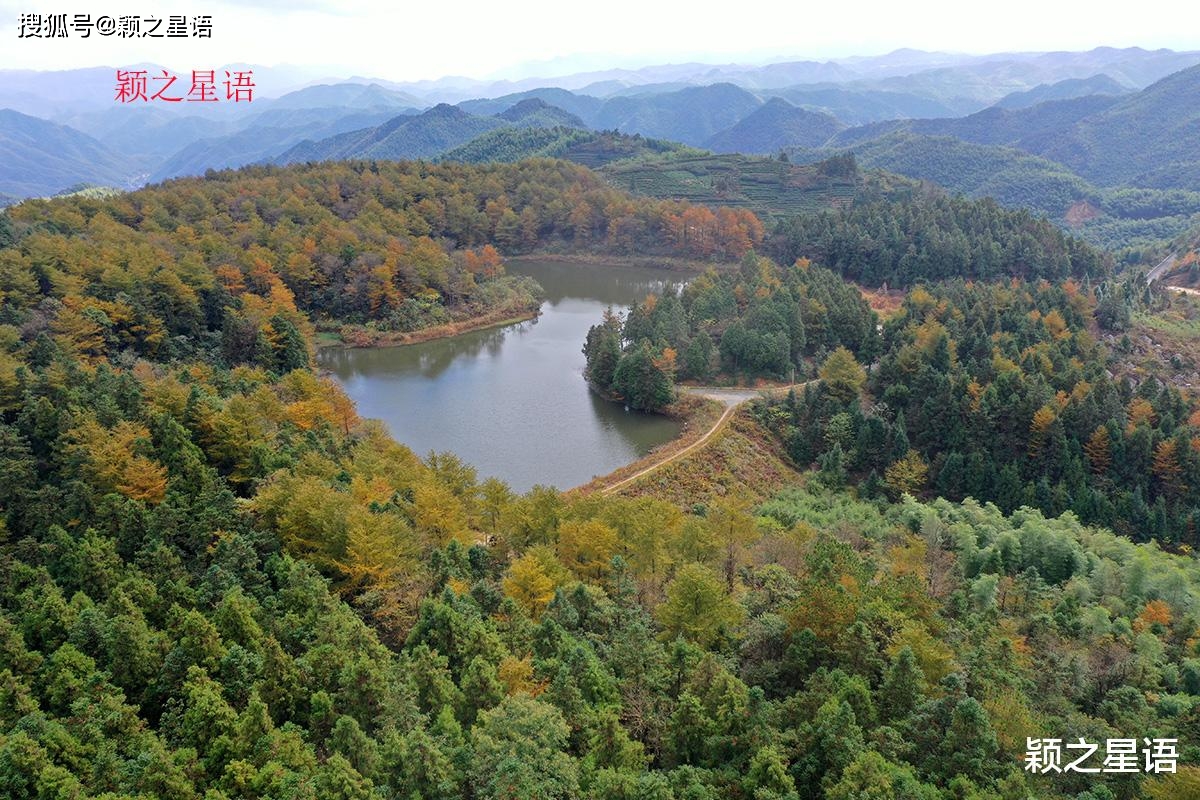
left=1, top=0, right=1197, bottom=81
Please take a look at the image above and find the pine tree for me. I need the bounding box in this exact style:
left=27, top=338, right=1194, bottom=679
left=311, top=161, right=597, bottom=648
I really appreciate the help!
left=940, top=697, right=1000, bottom=781
left=879, top=646, right=925, bottom=721
left=583, top=314, right=623, bottom=390
left=818, top=443, right=848, bottom=489
left=682, top=333, right=714, bottom=380
left=269, top=313, right=311, bottom=373
left=611, top=341, right=674, bottom=412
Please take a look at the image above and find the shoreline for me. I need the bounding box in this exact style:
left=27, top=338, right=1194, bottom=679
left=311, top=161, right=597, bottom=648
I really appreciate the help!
left=315, top=251, right=719, bottom=352
left=316, top=306, right=540, bottom=350
left=569, top=393, right=726, bottom=495
left=316, top=253, right=737, bottom=494
left=507, top=250, right=724, bottom=274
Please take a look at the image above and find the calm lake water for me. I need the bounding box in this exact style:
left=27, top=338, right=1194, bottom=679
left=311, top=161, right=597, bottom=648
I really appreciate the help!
left=318, top=259, right=686, bottom=492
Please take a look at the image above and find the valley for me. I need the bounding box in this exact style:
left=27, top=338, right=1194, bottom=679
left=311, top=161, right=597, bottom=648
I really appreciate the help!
left=6, top=46, right=1200, bottom=258
left=318, top=258, right=688, bottom=493
left=3, top=38, right=1200, bottom=800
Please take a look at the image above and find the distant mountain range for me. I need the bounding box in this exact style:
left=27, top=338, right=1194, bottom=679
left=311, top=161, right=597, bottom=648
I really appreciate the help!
left=586, top=83, right=762, bottom=145
left=495, top=98, right=586, bottom=129
left=829, top=94, right=1123, bottom=150
left=340, top=45, right=1200, bottom=105
left=276, top=103, right=504, bottom=164
left=150, top=108, right=404, bottom=182
left=458, top=89, right=603, bottom=122
left=1035, top=65, right=1200, bottom=189
left=271, top=84, right=833, bottom=167
left=776, top=63, right=1200, bottom=251
left=705, top=98, right=844, bottom=153
left=823, top=64, right=1200, bottom=191
left=992, top=74, right=1130, bottom=110
left=2, top=46, right=1199, bottom=256
left=0, top=109, right=135, bottom=197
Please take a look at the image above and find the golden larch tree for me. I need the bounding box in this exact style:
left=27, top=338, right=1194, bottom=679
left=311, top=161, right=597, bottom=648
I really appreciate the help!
left=1083, top=426, right=1112, bottom=476
left=885, top=450, right=929, bottom=498
left=1028, top=405, right=1056, bottom=460
left=1152, top=439, right=1183, bottom=497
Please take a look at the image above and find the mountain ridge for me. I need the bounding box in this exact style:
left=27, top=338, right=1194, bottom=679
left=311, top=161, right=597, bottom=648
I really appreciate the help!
left=706, top=97, right=844, bottom=153
left=0, top=108, right=136, bottom=197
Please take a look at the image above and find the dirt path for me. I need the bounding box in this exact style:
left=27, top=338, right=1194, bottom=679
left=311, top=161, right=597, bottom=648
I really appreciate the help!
left=1166, top=285, right=1200, bottom=297
left=599, top=403, right=738, bottom=496
left=598, top=381, right=811, bottom=496
left=1146, top=253, right=1178, bottom=285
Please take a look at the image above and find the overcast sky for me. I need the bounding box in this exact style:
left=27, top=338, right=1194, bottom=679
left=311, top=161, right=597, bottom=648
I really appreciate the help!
left=1, top=0, right=1197, bottom=81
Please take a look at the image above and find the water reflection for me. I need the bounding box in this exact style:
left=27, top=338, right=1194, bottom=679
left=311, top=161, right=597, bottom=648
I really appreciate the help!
left=322, top=323, right=529, bottom=382
left=319, top=259, right=687, bottom=492
left=531, top=261, right=686, bottom=306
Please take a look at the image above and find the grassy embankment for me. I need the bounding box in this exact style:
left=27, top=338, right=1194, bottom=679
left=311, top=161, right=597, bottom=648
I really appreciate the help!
left=317, top=251, right=727, bottom=350
left=505, top=251, right=741, bottom=273
left=316, top=305, right=541, bottom=349
left=574, top=395, right=805, bottom=506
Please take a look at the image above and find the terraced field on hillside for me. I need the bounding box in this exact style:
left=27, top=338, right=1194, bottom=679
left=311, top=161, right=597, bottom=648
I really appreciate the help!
left=603, top=153, right=904, bottom=219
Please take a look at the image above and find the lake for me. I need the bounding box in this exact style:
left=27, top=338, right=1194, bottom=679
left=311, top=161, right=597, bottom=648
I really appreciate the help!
left=318, top=259, right=687, bottom=492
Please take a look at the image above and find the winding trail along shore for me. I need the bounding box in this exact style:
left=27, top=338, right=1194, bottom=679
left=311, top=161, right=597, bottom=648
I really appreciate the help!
left=595, top=251, right=1193, bottom=498
left=597, top=381, right=813, bottom=496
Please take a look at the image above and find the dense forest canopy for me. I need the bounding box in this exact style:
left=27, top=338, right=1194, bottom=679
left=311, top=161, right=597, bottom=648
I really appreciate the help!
left=768, top=189, right=1113, bottom=287
left=757, top=278, right=1200, bottom=545
left=583, top=253, right=878, bottom=408
left=0, top=156, right=1198, bottom=798
left=1, top=159, right=764, bottom=358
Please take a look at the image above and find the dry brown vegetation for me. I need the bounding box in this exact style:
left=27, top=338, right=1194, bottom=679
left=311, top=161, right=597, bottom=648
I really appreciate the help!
left=571, top=394, right=724, bottom=495
left=327, top=307, right=540, bottom=349
left=599, top=406, right=804, bottom=506
left=857, top=284, right=906, bottom=319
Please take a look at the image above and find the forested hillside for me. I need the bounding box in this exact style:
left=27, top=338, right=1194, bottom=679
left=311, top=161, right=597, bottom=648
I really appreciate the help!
left=1035, top=64, right=1200, bottom=189
left=603, top=152, right=883, bottom=221
left=792, top=66, right=1200, bottom=254
left=440, top=128, right=694, bottom=168
left=787, top=134, right=1200, bottom=257
left=583, top=254, right=877, bottom=409
left=768, top=187, right=1111, bottom=286
left=1, top=157, right=1199, bottom=799
left=993, top=74, right=1130, bottom=109
left=809, top=132, right=1096, bottom=220
left=828, top=95, right=1122, bottom=151
left=2, top=160, right=763, bottom=349
left=275, top=105, right=507, bottom=165
left=705, top=98, right=844, bottom=154
left=757, top=279, right=1200, bottom=544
